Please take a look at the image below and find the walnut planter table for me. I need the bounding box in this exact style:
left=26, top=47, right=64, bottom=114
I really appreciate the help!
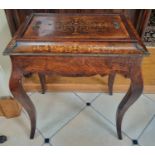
left=4, top=13, right=149, bottom=140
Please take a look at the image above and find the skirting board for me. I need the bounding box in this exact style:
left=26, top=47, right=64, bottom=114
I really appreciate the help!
left=24, top=83, right=155, bottom=94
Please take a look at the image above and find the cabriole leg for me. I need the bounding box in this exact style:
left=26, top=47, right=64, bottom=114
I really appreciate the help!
left=116, top=68, right=143, bottom=139
left=9, top=69, right=36, bottom=139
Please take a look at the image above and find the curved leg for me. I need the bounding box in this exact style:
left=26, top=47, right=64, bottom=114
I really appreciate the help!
left=9, top=69, right=36, bottom=139
left=108, top=72, right=116, bottom=95
left=116, top=68, right=143, bottom=139
left=23, top=72, right=33, bottom=78
left=38, top=73, right=46, bottom=94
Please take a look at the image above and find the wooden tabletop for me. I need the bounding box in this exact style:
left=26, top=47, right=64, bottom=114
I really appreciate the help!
left=4, top=13, right=149, bottom=56
left=23, top=14, right=129, bottom=40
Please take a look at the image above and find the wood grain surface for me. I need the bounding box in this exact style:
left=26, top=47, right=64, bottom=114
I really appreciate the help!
left=4, top=13, right=148, bottom=139
left=23, top=48, right=155, bottom=93
left=0, top=97, right=22, bottom=118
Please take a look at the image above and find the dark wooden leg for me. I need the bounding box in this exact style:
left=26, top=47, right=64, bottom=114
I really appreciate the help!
left=23, top=72, right=33, bottom=78
left=38, top=73, right=46, bottom=94
left=116, top=68, right=143, bottom=139
left=9, top=69, right=36, bottom=139
left=108, top=72, right=116, bottom=95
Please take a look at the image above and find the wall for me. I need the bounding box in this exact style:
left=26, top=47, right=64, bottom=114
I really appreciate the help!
left=0, top=9, right=12, bottom=97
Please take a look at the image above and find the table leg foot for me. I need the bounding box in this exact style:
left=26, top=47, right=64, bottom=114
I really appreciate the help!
left=108, top=72, right=116, bottom=95
left=116, top=69, right=143, bottom=140
left=9, top=70, right=36, bottom=139
left=38, top=73, right=46, bottom=94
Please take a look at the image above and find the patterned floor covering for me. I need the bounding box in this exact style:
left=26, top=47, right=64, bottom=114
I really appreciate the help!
left=144, top=10, right=155, bottom=47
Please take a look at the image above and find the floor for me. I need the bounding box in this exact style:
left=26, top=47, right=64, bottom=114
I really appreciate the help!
left=0, top=92, right=155, bottom=146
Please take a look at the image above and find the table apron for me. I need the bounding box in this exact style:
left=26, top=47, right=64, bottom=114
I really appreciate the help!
left=10, top=56, right=143, bottom=78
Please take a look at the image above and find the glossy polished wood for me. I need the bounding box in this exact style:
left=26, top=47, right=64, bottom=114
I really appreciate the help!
left=5, top=9, right=151, bottom=38
left=4, top=13, right=149, bottom=140
left=38, top=73, right=46, bottom=94
left=108, top=72, right=116, bottom=95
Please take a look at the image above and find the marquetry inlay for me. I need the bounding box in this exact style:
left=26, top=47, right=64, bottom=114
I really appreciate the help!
left=32, top=17, right=120, bottom=35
